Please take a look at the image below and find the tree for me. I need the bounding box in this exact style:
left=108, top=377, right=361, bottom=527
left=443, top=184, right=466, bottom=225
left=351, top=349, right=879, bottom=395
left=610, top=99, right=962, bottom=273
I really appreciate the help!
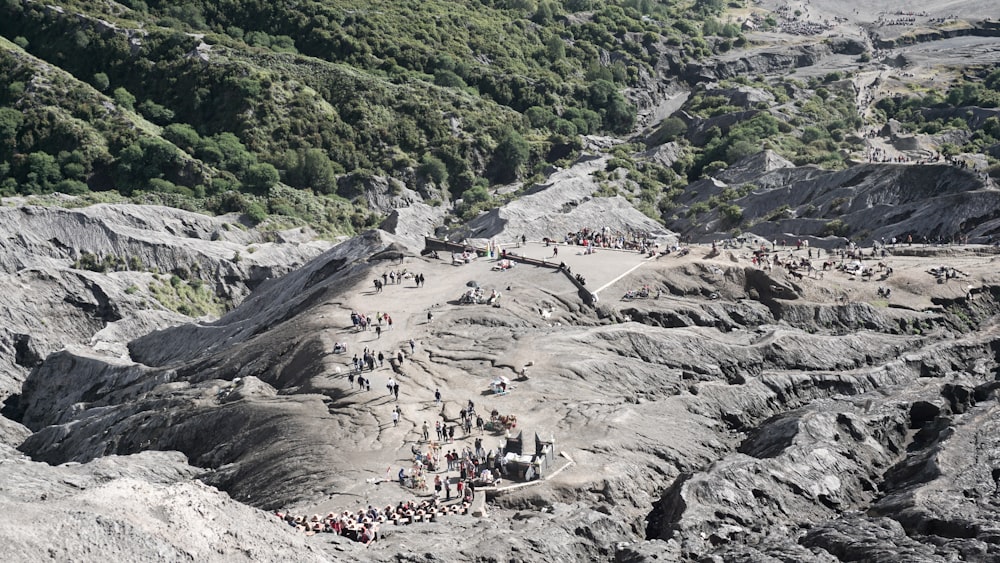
left=461, top=184, right=491, bottom=206
left=726, top=140, right=758, bottom=163
left=433, top=70, right=466, bottom=88
left=544, top=35, right=565, bottom=61
left=494, top=128, right=530, bottom=182
left=801, top=126, right=826, bottom=144
left=22, top=152, right=62, bottom=194
left=588, top=79, right=618, bottom=108
left=138, top=99, right=175, bottom=124
left=658, top=116, right=687, bottom=141
left=604, top=97, right=636, bottom=133
left=525, top=106, right=556, bottom=128
left=115, top=138, right=181, bottom=192
left=92, top=73, right=110, bottom=92
left=299, top=148, right=337, bottom=194
left=243, top=163, right=280, bottom=194
left=0, top=108, right=22, bottom=154
left=163, top=123, right=201, bottom=154
left=113, top=87, right=135, bottom=111
left=533, top=1, right=555, bottom=24
left=418, top=154, right=448, bottom=186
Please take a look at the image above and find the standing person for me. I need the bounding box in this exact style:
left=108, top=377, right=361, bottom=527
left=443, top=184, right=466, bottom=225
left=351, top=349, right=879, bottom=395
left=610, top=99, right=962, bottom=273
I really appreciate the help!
left=422, top=421, right=430, bottom=442
left=378, top=351, right=384, bottom=367
left=444, top=478, right=451, bottom=501
left=409, top=338, right=415, bottom=353
left=397, top=351, right=404, bottom=365
left=434, top=388, right=441, bottom=404
left=348, top=372, right=355, bottom=388
left=376, top=325, right=382, bottom=339
left=427, top=311, right=433, bottom=323
left=435, top=421, right=443, bottom=441
left=392, top=409, right=399, bottom=427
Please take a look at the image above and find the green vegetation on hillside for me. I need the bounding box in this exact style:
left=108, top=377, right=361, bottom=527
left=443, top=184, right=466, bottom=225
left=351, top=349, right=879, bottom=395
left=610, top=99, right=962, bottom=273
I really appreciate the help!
left=875, top=67, right=1000, bottom=178
left=0, top=0, right=742, bottom=234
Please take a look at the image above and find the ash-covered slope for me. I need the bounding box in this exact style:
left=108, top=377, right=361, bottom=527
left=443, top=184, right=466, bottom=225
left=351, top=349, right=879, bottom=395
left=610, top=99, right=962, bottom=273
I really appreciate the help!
left=674, top=154, right=1000, bottom=244
left=9, top=213, right=1000, bottom=561
left=0, top=202, right=332, bottom=411
left=454, top=152, right=677, bottom=246
left=0, top=447, right=330, bottom=562
left=7, top=230, right=410, bottom=511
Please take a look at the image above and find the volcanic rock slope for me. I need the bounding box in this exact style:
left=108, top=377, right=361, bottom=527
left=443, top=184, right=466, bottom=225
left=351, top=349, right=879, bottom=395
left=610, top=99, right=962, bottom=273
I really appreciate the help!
left=8, top=210, right=1000, bottom=561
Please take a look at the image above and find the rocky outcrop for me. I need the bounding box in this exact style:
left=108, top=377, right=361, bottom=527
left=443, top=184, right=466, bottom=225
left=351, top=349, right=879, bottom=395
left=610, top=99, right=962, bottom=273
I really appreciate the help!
left=682, top=45, right=832, bottom=84
left=379, top=202, right=448, bottom=253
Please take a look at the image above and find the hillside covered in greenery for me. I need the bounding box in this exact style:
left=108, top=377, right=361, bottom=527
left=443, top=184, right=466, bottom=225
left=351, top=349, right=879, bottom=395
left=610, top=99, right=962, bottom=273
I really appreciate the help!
left=0, top=0, right=742, bottom=234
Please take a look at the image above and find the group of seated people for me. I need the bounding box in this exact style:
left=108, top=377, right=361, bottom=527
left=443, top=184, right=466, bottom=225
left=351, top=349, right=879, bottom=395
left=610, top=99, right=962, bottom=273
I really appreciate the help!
left=561, top=227, right=655, bottom=251
left=275, top=496, right=474, bottom=543
left=275, top=509, right=381, bottom=544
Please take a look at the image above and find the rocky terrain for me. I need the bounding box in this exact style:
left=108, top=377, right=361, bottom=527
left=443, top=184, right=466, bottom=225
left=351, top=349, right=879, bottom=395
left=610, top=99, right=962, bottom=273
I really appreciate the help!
left=3, top=1, right=1000, bottom=563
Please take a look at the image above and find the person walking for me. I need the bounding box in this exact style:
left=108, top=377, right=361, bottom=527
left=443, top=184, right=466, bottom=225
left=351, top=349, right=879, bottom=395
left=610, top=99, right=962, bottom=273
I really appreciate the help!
left=409, top=338, right=416, bottom=353
left=392, top=409, right=399, bottom=427
left=434, top=388, right=441, bottom=404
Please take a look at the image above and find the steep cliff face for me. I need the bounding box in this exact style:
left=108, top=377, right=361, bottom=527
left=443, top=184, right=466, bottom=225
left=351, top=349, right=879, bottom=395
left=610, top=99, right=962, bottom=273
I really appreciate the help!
left=682, top=44, right=834, bottom=84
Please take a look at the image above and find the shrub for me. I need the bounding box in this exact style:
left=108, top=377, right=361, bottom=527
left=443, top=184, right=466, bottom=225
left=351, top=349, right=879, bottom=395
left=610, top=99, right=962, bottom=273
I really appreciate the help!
left=418, top=154, right=448, bottom=186
left=113, top=87, right=136, bottom=111
left=820, top=219, right=850, bottom=237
